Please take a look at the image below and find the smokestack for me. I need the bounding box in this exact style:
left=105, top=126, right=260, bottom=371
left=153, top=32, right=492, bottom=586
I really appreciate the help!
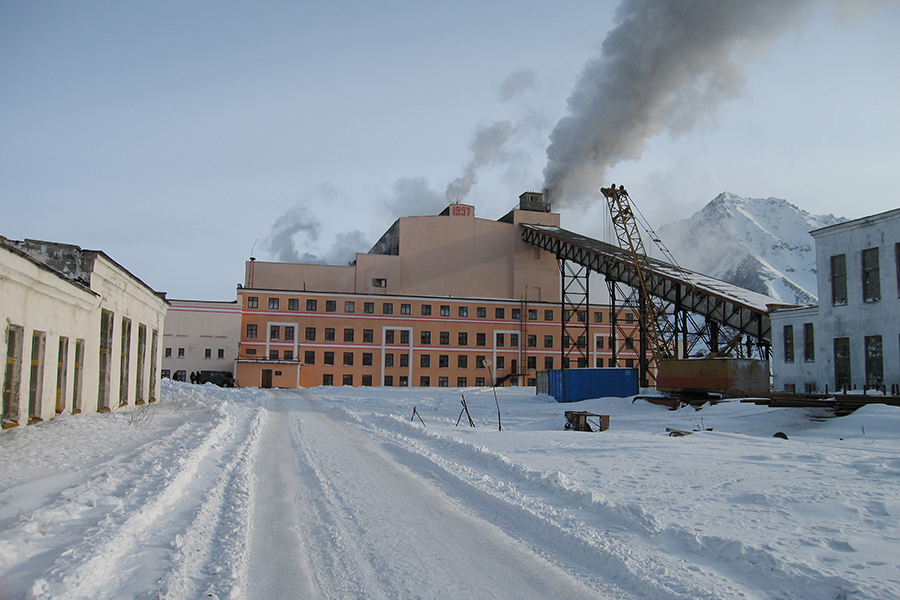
left=543, top=0, right=818, bottom=207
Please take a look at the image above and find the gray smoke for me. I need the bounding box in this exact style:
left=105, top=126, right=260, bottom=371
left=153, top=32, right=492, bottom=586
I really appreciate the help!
left=445, top=121, right=517, bottom=204
left=383, top=177, right=446, bottom=218
left=543, top=0, right=819, bottom=206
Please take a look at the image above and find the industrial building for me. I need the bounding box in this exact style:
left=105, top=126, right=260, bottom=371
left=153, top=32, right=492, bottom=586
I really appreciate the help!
left=234, top=194, right=642, bottom=388
left=1, top=238, right=168, bottom=429
left=162, top=299, right=241, bottom=382
left=772, top=207, right=900, bottom=394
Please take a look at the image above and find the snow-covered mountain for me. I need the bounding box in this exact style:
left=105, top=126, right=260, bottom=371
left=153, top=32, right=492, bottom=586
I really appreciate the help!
left=657, top=192, right=846, bottom=305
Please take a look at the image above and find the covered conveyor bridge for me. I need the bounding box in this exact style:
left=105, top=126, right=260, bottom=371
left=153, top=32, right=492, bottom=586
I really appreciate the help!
left=521, top=225, right=793, bottom=346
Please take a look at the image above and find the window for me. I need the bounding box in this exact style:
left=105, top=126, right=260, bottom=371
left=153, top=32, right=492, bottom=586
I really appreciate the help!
left=865, top=335, right=883, bottom=389
left=544, top=335, right=553, bottom=348
left=420, top=354, right=431, bottom=368
left=383, top=302, right=394, bottom=315
left=372, top=278, right=387, bottom=288
left=459, top=306, right=469, bottom=317
left=624, top=337, right=633, bottom=350
left=285, top=326, right=295, bottom=341
left=625, top=359, right=634, bottom=368
left=344, top=328, right=355, bottom=342
left=863, top=247, right=881, bottom=302
left=896, top=243, right=900, bottom=297
left=476, top=333, right=486, bottom=347
left=323, top=374, right=333, bottom=386
left=288, top=298, right=299, bottom=311
left=512, top=308, right=521, bottom=320
left=307, top=299, right=318, bottom=311
left=440, top=331, right=450, bottom=345
left=834, top=337, right=850, bottom=391
left=544, top=309, right=554, bottom=321
left=344, top=301, right=355, bottom=313
left=594, top=311, right=603, bottom=323
left=268, top=349, right=278, bottom=360
left=577, top=311, right=586, bottom=323
left=495, top=308, right=505, bottom=319
left=476, top=356, right=486, bottom=369
left=831, top=254, right=847, bottom=305
left=783, top=325, right=794, bottom=363
left=608, top=358, right=616, bottom=367
left=305, top=327, right=316, bottom=341
left=363, top=329, right=374, bottom=343
left=497, top=356, right=505, bottom=369
left=247, top=297, right=258, bottom=308
left=475, top=377, right=486, bottom=386
left=325, top=328, right=335, bottom=342
left=362, top=375, right=373, bottom=386
left=458, top=332, right=468, bottom=346
left=268, top=298, right=279, bottom=310
left=596, top=336, right=604, bottom=349
left=362, top=352, right=373, bottom=366
left=625, top=313, right=634, bottom=324
left=401, top=303, right=411, bottom=315
left=246, top=348, right=257, bottom=356
left=458, top=355, right=468, bottom=369
left=457, top=377, right=468, bottom=387
left=29, top=330, right=46, bottom=416
left=218, top=349, right=224, bottom=359
left=284, top=350, right=293, bottom=361
left=421, top=305, right=432, bottom=316
left=784, top=383, right=796, bottom=393
left=246, top=324, right=257, bottom=339
left=477, top=307, right=486, bottom=318
left=527, top=356, right=536, bottom=370
left=439, top=355, right=449, bottom=368
left=343, top=352, right=354, bottom=366
left=165, top=347, right=172, bottom=358
left=304, top=350, right=315, bottom=365
left=496, top=334, right=505, bottom=347
left=385, top=330, right=395, bottom=344
left=596, top=357, right=604, bottom=368
left=440, top=305, right=450, bottom=316
left=364, top=302, right=375, bottom=314
left=528, top=335, right=537, bottom=348
left=324, top=352, right=335, bottom=365
left=400, top=354, right=409, bottom=368
left=384, top=375, right=394, bottom=386
left=343, top=374, right=353, bottom=386
left=270, top=325, right=280, bottom=340
left=438, top=377, right=449, bottom=388
left=803, top=323, right=814, bottom=362
left=400, top=330, right=409, bottom=344
left=421, top=331, right=431, bottom=345
left=510, top=334, right=519, bottom=348
left=420, top=376, right=431, bottom=387
left=563, top=335, right=570, bottom=349
left=161, top=369, right=170, bottom=378
left=385, top=353, right=394, bottom=368
left=205, top=349, right=212, bottom=359
left=528, top=309, right=537, bottom=321
left=326, top=300, right=336, bottom=312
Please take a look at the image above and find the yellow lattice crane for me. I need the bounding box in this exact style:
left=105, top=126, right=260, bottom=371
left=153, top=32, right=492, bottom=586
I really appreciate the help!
left=601, top=184, right=677, bottom=381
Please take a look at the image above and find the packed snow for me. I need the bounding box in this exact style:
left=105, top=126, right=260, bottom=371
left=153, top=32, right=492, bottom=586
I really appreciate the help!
left=1, top=381, right=898, bottom=599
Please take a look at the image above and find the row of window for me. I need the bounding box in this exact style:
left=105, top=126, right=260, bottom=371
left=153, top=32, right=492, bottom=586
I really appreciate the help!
left=320, top=373, right=490, bottom=387
left=245, top=325, right=636, bottom=350
left=784, top=334, right=888, bottom=393
left=782, top=323, right=815, bottom=363
left=164, top=347, right=226, bottom=359
left=830, top=244, right=900, bottom=305
left=245, top=296, right=633, bottom=323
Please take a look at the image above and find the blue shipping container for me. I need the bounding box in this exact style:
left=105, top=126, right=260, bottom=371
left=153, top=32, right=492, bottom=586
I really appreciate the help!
left=548, top=368, right=638, bottom=402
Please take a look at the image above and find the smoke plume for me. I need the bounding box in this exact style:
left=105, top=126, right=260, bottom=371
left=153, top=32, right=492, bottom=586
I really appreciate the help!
left=543, top=0, right=819, bottom=206
left=445, top=121, right=516, bottom=204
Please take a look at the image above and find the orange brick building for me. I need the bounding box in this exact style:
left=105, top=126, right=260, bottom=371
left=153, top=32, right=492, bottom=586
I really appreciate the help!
left=235, top=194, right=641, bottom=388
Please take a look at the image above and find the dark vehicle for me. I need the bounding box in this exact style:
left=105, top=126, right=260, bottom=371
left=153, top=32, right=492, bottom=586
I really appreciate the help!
left=197, top=370, right=235, bottom=387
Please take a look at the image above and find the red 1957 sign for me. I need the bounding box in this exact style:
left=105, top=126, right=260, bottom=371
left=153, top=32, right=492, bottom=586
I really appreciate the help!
left=451, top=205, right=472, bottom=217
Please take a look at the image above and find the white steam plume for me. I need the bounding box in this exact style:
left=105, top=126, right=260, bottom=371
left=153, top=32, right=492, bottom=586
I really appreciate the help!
left=445, top=121, right=516, bottom=204
left=543, top=0, right=820, bottom=206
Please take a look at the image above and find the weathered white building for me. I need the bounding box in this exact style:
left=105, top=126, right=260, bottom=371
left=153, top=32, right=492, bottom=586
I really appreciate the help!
left=771, top=208, right=900, bottom=393
left=1, top=238, right=168, bottom=429
left=162, top=299, right=241, bottom=381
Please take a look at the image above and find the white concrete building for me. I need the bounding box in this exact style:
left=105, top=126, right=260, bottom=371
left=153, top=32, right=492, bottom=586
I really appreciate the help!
left=1, top=238, right=168, bottom=429
left=162, top=299, right=241, bottom=382
left=771, top=208, right=900, bottom=394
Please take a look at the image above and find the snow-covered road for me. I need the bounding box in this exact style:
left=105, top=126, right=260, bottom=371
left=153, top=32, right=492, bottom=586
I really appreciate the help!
left=2, top=381, right=898, bottom=599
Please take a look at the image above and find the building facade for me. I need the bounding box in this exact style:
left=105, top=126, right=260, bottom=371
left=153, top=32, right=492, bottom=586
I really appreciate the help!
left=2, top=238, right=168, bottom=429
left=771, top=208, right=900, bottom=393
left=235, top=196, right=642, bottom=388
left=162, top=299, right=241, bottom=381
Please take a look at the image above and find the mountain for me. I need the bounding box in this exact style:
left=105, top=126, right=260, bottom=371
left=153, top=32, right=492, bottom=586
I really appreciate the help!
left=656, top=192, right=846, bottom=305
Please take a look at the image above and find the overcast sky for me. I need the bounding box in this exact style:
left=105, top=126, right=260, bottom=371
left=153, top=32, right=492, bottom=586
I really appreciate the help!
left=3, top=1, right=899, bottom=301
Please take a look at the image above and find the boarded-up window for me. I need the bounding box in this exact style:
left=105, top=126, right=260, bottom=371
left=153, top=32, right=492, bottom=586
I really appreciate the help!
left=98, top=310, right=114, bottom=409
left=834, top=337, right=851, bottom=391
left=865, top=335, right=883, bottom=390
left=831, top=255, right=847, bottom=305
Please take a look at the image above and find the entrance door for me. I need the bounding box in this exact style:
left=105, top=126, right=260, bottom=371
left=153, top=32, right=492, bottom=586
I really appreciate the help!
left=261, top=369, right=273, bottom=389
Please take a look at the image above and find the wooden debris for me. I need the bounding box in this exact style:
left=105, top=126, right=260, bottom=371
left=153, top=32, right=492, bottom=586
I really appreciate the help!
left=666, top=427, right=693, bottom=437
left=564, top=411, right=609, bottom=432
